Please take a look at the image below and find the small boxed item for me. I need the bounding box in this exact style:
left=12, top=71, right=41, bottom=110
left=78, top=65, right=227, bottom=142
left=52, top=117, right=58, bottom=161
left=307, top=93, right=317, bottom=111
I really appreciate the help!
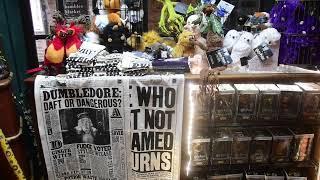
left=191, top=134, right=211, bottom=166
left=211, top=128, right=232, bottom=165
left=208, top=171, right=243, bottom=180
left=265, top=169, right=285, bottom=180
left=231, top=128, right=251, bottom=164
left=234, top=84, right=259, bottom=122
left=255, top=84, right=280, bottom=121
left=213, top=84, right=236, bottom=123
left=250, top=129, right=272, bottom=163
left=285, top=169, right=308, bottom=180
left=295, top=82, right=320, bottom=123
left=276, top=84, right=303, bottom=121
left=190, top=84, right=211, bottom=126
left=268, top=128, right=293, bottom=162
left=245, top=169, right=266, bottom=180
left=289, top=128, right=314, bottom=162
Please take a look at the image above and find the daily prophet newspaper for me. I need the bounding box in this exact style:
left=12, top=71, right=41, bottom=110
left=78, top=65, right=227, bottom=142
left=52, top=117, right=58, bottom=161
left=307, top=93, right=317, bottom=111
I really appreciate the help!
left=34, top=75, right=184, bottom=180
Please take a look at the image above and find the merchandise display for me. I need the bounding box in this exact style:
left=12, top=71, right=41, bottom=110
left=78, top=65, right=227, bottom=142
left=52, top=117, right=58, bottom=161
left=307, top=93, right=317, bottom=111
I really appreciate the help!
left=295, top=83, right=320, bottom=123
left=21, top=0, right=320, bottom=179
left=268, top=128, right=293, bottom=162
left=234, top=84, right=259, bottom=122
left=211, top=128, right=232, bottom=165
left=290, top=128, right=314, bottom=162
left=249, top=129, right=272, bottom=163
left=231, top=128, right=251, bottom=164
left=213, top=84, right=235, bottom=123
left=276, top=84, right=303, bottom=121
left=255, top=84, right=280, bottom=121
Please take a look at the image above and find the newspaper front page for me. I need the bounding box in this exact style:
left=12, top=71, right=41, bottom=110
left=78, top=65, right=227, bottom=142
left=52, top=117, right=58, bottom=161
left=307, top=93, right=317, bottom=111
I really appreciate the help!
left=34, top=75, right=184, bottom=180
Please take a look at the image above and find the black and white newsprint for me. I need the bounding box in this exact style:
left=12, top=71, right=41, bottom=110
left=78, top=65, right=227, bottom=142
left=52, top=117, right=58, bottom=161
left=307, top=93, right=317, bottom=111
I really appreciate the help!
left=34, top=75, right=184, bottom=180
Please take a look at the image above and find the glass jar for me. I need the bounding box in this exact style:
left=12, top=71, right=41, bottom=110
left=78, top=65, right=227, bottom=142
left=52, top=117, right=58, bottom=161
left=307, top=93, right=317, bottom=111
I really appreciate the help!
left=276, top=84, right=303, bottom=121
left=234, top=84, right=259, bottom=122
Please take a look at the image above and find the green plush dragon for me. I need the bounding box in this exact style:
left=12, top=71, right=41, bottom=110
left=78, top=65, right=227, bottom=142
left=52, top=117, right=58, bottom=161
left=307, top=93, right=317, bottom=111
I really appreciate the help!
left=158, top=0, right=185, bottom=36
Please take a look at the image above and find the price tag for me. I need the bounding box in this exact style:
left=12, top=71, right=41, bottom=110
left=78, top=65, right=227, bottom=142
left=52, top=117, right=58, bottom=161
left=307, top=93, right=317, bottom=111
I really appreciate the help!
left=253, top=43, right=273, bottom=62
left=206, top=48, right=232, bottom=68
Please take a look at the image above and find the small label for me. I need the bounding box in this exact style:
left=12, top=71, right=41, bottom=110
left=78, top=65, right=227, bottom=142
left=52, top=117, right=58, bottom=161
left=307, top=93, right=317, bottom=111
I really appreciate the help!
left=207, top=48, right=232, bottom=68
left=253, top=43, right=273, bottom=62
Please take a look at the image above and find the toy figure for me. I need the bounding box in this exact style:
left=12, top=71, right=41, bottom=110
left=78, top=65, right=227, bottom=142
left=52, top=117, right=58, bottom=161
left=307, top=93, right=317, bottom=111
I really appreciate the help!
left=173, top=30, right=195, bottom=58
left=252, top=28, right=281, bottom=49
left=140, top=31, right=163, bottom=51
left=223, top=30, right=240, bottom=52
left=102, top=23, right=128, bottom=53
left=158, top=0, right=185, bottom=36
left=65, top=23, right=83, bottom=57
left=231, top=31, right=254, bottom=64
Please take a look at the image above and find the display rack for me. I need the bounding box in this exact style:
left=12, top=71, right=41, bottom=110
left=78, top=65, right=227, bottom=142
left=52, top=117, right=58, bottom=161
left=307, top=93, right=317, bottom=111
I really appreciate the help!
left=181, top=69, right=320, bottom=180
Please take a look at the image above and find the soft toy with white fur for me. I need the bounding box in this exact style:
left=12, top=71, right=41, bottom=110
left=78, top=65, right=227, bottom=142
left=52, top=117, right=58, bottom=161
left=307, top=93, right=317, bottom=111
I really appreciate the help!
left=223, top=29, right=241, bottom=52
left=252, top=28, right=281, bottom=48
left=231, top=31, right=254, bottom=64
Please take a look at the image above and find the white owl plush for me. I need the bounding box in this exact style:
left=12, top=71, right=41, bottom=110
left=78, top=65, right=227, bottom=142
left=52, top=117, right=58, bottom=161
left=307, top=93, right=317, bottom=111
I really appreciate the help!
left=231, top=31, right=254, bottom=64
left=252, top=28, right=281, bottom=48
left=223, top=30, right=241, bottom=52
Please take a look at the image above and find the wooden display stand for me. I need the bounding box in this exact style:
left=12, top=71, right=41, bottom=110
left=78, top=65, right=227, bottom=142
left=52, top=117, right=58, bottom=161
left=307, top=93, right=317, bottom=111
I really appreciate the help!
left=0, top=73, right=30, bottom=179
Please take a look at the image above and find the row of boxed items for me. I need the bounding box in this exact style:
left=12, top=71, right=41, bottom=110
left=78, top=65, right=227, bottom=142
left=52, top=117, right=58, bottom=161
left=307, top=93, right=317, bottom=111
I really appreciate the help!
left=190, top=82, right=320, bottom=124
left=191, top=128, right=314, bottom=166
left=192, top=168, right=308, bottom=180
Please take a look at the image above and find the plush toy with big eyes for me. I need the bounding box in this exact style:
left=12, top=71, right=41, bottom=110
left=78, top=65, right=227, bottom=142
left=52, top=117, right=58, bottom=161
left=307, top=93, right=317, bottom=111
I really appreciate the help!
left=102, top=23, right=128, bottom=53
left=231, top=31, right=254, bottom=64
left=223, top=29, right=240, bottom=52
left=252, top=28, right=281, bottom=49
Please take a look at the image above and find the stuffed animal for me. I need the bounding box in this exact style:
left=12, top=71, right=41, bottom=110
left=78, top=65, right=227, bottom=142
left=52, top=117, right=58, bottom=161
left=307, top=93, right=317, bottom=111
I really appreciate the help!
left=231, top=31, right=254, bottom=64
left=252, top=28, right=281, bottom=48
left=65, top=23, right=83, bottom=57
left=140, top=31, right=163, bottom=51
left=172, top=30, right=195, bottom=58
left=104, top=0, right=122, bottom=25
left=102, top=23, right=128, bottom=53
left=223, top=29, right=241, bottom=52
left=207, top=31, right=223, bottom=52
left=188, top=54, right=209, bottom=74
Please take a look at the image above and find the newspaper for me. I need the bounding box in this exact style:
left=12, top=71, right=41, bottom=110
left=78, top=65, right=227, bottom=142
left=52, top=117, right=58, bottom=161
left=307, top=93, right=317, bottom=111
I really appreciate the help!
left=34, top=75, right=184, bottom=180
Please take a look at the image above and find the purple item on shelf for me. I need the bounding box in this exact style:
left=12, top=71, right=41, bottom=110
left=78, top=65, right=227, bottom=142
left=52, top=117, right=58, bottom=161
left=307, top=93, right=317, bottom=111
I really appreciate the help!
left=152, top=57, right=190, bottom=72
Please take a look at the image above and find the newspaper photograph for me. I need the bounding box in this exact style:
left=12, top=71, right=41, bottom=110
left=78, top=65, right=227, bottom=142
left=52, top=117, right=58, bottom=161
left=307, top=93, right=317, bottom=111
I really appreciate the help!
left=34, top=74, right=184, bottom=180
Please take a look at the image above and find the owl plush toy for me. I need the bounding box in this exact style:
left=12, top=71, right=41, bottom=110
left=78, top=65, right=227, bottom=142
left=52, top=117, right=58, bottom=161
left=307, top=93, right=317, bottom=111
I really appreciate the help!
left=231, top=31, right=254, bottom=64
left=223, top=29, right=241, bottom=52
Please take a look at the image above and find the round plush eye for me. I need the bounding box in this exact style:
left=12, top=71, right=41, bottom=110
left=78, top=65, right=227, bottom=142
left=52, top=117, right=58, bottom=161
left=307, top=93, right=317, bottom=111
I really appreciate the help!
left=58, top=30, right=66, bottom=38
left=232, top=36, right=235, bottom=39
left=67, top=29, right=75, bottom=36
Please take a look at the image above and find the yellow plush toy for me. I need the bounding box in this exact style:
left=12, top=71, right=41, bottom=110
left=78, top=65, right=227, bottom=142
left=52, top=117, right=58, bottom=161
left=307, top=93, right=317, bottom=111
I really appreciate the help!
left=173, top=30, right=195, bottom=58
left=141, top=31, right=163, bottom=51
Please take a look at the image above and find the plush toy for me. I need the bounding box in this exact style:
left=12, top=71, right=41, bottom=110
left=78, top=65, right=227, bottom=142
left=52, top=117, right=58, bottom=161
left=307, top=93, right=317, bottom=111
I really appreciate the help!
left=231, top=31, right=254, bottom=64
left=127, top=32, right=142, bottom=50
left=223, top=29, right=240, bottom=52
left=173, top=30, right=195, bottom=58
left=140, top=31, right=163, bottom=51
left=65, top=23, right=83, bottom=57
left=207, top=31, right=223, bottom=52
left=158, top=0, right=185, bottom=36
left=252, top=28, right=281, bottom=48
left=245, top=12, right=271, bottom=31
left=102, top=23, right=128, bottom=53
left=104, top=0, right=122, bottom=25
